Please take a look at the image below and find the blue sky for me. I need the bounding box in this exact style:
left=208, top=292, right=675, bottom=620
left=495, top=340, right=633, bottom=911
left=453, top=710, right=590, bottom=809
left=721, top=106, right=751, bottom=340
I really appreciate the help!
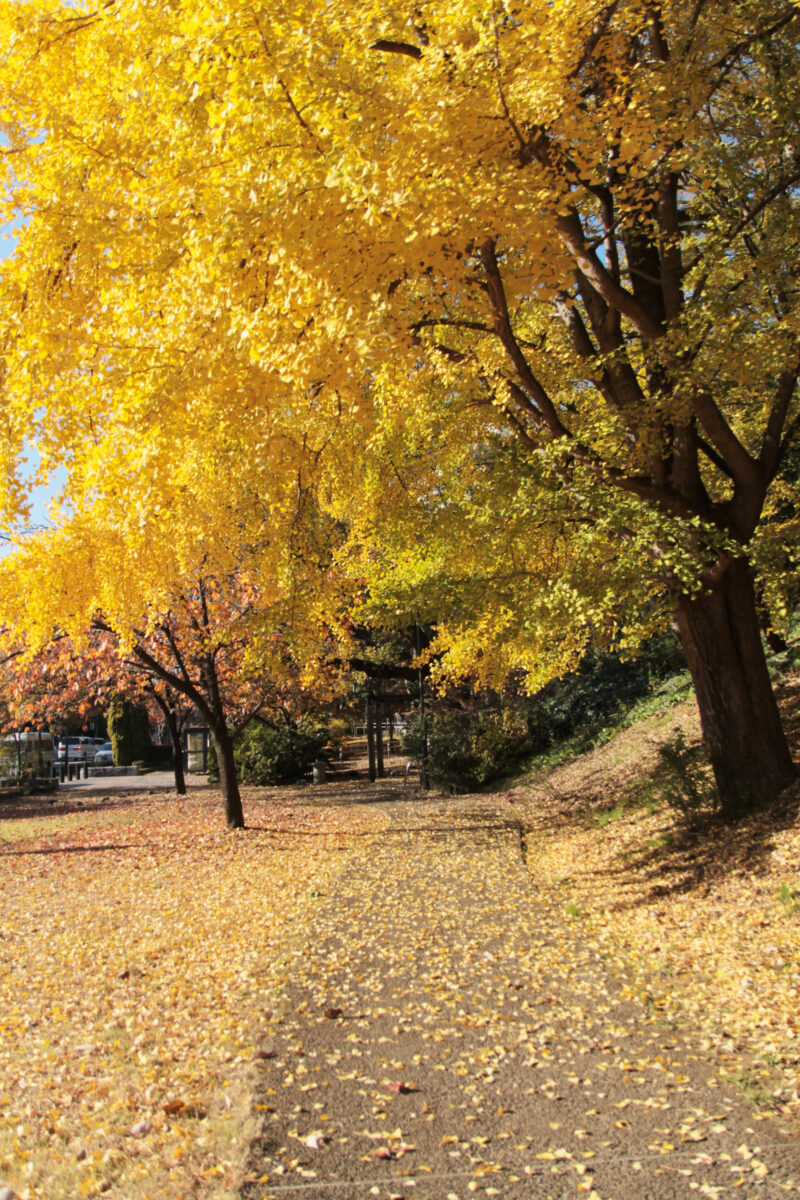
left=1, top=218, right=68, bottom=545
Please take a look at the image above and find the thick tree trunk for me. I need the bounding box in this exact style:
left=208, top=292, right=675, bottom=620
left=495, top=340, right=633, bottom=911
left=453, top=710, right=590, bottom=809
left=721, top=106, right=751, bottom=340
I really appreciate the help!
left=211, top=726, right=245, bottom=829
left=676, top=558, right=796, bottom=817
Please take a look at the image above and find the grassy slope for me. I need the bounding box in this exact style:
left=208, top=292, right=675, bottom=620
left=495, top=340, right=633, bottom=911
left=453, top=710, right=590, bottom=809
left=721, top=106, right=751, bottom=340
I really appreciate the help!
left=511, top=664, right=800, bottom=1119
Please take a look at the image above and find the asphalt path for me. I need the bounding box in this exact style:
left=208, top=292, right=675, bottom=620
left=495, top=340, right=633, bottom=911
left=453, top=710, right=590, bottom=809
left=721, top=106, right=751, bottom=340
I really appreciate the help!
left=54, top=769, right=212, bottom=793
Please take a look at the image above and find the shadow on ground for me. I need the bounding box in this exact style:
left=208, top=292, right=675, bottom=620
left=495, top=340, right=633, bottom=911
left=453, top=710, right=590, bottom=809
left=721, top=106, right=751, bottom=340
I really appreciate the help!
left=512, top=671, right=800, bottom=911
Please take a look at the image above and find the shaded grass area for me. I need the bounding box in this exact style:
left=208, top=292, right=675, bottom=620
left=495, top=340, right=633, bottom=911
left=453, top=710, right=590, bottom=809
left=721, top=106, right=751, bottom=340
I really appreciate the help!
left=513, top=662, right=800, bottom=1120
left=516, top=668, right=696, bottom=778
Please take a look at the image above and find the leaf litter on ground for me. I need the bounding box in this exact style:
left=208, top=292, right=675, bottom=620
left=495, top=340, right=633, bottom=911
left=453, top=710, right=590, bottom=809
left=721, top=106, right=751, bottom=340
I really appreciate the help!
left=241, top=785, right=800, bottom=1200
left=514, top=683, right=800, bottom=1124
left=5, top=680, right=800, bottom=1200
left=0, top=790, right=384, bottom=1200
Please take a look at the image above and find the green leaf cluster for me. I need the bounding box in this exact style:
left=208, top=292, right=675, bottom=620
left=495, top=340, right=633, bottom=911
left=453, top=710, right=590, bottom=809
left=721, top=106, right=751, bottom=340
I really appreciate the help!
left=404, top=707, right=533, bottom=794
left=107, top=696, right=151, bottom=767
left=208, top=719, right=327, bottom=786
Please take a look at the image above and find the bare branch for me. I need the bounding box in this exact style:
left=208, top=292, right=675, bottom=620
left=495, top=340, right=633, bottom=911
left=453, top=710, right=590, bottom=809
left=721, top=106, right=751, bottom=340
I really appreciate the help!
left=697, top=436, right=735, bottom=478
left=692, top=389, right=760, bottom=487
left=556, top=211, right=665, bottom=342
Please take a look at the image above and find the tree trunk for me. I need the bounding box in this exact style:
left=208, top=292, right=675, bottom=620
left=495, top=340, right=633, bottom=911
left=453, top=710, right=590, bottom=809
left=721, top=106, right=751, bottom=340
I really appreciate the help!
left=375, top=685, right=385, bottom=779
left=211, top=725, right=245, bottom=829
left=164, top=707, right=187, bottom=796
left=366, top=695, right=376, bottom=782
left=676, top=558, right=796, bottom=818
left=150, top=690, right=187, bottom=796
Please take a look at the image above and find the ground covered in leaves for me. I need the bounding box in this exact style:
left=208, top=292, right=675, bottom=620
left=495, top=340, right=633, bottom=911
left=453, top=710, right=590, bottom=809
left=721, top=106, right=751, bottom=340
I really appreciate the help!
left=514, top=675, right=800, bottom=1126
left=242, top=794, right=800, bottom=1200
left=4, top=687, right=800, bottom=1200
left=0, top=790, right=383, bottom=1199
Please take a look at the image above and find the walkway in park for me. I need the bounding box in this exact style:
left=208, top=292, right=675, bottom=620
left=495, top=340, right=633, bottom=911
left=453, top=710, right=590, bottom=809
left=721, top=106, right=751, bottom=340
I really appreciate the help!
left=54, top=768, right=211, bottom=793
left=241, top=796, right=800, bottom=1200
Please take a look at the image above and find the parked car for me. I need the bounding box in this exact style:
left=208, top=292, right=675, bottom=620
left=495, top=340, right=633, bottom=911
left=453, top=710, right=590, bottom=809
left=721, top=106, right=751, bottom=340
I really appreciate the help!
left=93, top=741, right=115, bottom=767
left=57, top=736, right=98, bottom=762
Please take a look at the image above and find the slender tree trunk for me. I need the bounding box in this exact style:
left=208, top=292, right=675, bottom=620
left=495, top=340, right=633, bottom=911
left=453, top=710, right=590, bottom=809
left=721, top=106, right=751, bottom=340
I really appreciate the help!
left=365, top=695, right=376, bottom=782
left=416, top=623, right=429, bottom=790
left=676, top=558, right=796, bottom=818
left=375, top=684, right=385, bottom=779
left=150, top=689, right=187, bottom=796
left=211, top=725, right=245, bottom=829
left=165, top=708, right=187, bottom=795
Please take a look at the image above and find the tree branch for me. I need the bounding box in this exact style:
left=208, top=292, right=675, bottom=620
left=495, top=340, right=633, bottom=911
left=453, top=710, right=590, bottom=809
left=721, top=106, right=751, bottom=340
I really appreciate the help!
left=556, top=211, right=665, bottom=341
left=251, top=9, right=324, bottom=152
left=697, top=436, right=735, bottom=478
left=760, top=351, right=800, bottom=482
left=370, top=40, right=422, bottom=60
left=480, top=239, right=568, bottom=436
left=121, top=640, right=214, bottom=728
left=692, top=389, right=760, bottom=487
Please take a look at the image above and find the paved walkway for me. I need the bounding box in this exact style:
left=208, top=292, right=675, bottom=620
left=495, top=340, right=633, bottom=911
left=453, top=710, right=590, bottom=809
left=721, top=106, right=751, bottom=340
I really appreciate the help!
left=242, top=798, right=800, bottom=1200
left=54, top=769, right=211, bottom=793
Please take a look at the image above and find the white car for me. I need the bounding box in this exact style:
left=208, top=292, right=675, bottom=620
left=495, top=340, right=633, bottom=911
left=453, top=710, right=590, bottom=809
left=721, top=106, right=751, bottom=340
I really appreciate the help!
left=57, top=736, right=98, bottom=762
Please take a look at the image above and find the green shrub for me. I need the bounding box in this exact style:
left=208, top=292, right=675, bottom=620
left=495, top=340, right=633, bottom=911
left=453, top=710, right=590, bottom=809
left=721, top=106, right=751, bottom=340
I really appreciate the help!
left=107, top=696, right=151, bottom=766
left=403, top=633, right=690, bottom=794
left=403, top=707, right=532, bottom=793
left=522, top=633, right=687, bottom=749
left=208, top=719, right=328, bottom=786
left=654, top=732, right=717, bottom=818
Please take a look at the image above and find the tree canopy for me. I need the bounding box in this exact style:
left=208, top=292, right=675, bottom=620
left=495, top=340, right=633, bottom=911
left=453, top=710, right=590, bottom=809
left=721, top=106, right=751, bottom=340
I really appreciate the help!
left=0, top=0, right=798, bottom=813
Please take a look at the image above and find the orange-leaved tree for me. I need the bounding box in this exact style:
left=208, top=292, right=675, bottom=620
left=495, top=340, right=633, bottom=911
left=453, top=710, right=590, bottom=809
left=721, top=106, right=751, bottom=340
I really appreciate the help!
left=0, top=532, right=321, bottom=825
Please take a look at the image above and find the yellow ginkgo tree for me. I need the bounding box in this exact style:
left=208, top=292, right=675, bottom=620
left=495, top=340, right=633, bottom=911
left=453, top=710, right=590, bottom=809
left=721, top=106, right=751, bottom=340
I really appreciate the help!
left=0, top=0, right=798, bottom=815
